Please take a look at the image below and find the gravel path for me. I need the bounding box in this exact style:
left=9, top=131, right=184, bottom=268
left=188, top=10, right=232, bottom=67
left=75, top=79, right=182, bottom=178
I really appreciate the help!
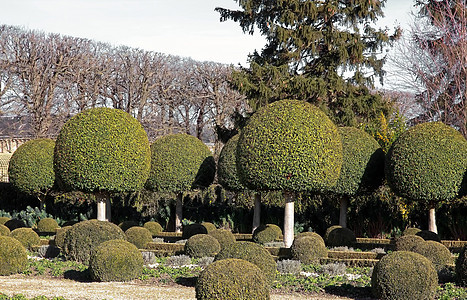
left=0, top=275, right=354, bottom=300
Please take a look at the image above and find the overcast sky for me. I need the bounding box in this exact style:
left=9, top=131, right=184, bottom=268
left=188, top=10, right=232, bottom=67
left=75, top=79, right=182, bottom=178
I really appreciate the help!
left=0, top=0, right=415, bottom=66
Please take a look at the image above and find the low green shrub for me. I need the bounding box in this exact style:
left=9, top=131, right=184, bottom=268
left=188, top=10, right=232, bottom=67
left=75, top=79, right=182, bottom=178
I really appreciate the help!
left=402, top=227, right=421, bottom=236
left=196, top=258, right=270, bottom=300
left=412, top=240, right=452, bottom=268
left=291, top=235, right=328, bottom=265
left=185, top=234, right=221, bottom=258
left=201, top=222, right=216, bottom=233
left=208, top=229, right=236, bottom=250
left=125, top=226, right=153, bottom=249
left=54, top=226, right=72, bottom=249
left=394, top=234, right=425, bottom=252
left=372, top=251, right=438, bottom=300
left=215, top=241, right=277, bottom=283
left=0, top=217, right=10, bottom=225
left=63, top=219, right=126, bottom=265
left=0, top=235, right=28, bottom=275
left=324, top=225, right=356, bottom=247
left=253, top=224, right=281, bottom=245
left=416, top=230, right=441, bottom=242
left=143, top=221, right=163, bottom=235
left=295, top=231, right=325, bottom=245
left=4, top=219, right=26, bottom=231
left=89, top=239, right=143, bottom=282
left=10, top=227, right=40, bottom=250
left=0, top=224, right=9, bottom=236
left=456, top=245, right=467, bottom=286
left=182, top=223, right=208, bottom=239
left=118, top=220, right=139, bottom=232
left=36, top=218, right=59, bottom=233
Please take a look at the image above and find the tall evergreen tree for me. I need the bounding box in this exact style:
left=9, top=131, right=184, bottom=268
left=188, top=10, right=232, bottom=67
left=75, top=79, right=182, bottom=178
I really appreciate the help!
left=216, top=0, right=401, bottom=125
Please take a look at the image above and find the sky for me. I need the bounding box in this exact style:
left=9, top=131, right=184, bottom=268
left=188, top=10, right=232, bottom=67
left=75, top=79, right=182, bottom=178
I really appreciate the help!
left=0, top=0, right=415, bottom=66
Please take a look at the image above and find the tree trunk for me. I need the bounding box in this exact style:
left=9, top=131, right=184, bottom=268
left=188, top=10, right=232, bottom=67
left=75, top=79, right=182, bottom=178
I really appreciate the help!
left=428, top=204, right=438, bottom=233
left=175, top=193, right=183, bottom=233
left=252, top=193, right=261, bottom=233
left=96, top=192, right=111, bottom=222
left=339, top=196, right=348, bottom=228
left=283, top=191, right=295, bottom=248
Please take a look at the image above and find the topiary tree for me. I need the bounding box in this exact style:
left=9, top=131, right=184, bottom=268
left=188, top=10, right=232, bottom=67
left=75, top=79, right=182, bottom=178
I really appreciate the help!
left=0, top=235, right=28, bottom=275
left=394, top=235, right=426, bottom=252
left=386, top=122, right=467, bottom=233
left=36, top=218, right=59, bottom=233
left=237, top=100, right=342, bottom=247
left=145, top=133, right=215, bottom=233
left=327, top=127, right=384, bottom=228
left=8, top=138, right=55, bottom=208
left=10, top=228, right=41, bottom=250
left=252, top=224, right=281, bottom=245
left=291, top=235, right=327, bottom=265
left=54, top=107, right=151, bottom=221
left=143, top=221, right=163, bottom=235
left=125, top=226, right=153, bottom=249
left=185, top=234, right=221, bottom=258
left=208, top=228, right=236, bottom=250
left=218, top=134, right=262, bottom=233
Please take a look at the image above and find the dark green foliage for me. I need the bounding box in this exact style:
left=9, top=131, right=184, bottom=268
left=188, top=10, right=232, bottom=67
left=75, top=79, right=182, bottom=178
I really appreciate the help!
left=329, top=127, right=384, bottom=195
left=182, top=223, right=208, bottom=239
left=89, top=239, right=143, bottom=282
left=217, top=134, right=245, bottom=191
left=295, top=231, right=325, bottom=246
left=0, top=235, right=28, bottom=275
left=0, top=217, right=9, bottom=225
left=456, top=245, right=467, bottom=286
left=4, top=219, right=26, bottom=231
left=253, top=224, right=281, bottom=245
left=143, top=221, right=163, bottom=235
left=196, top=258, right=270, bottom=300
left=372, top=251, right=438, bottom=300
left=10, top=228, right=40, bottom=250
left=386, top=122, right=467, bottom=202
left=394, top=235, right=425, bottom=252
left=125, top=226, right=153, bottom=249
left=185, top=234, right=221, bottom=258
left=63, top=219, right=126, bottom=265
left=215, top=241, right=277, bottom=282
left=118, top=220, right=139, bottom=232
left=0, top=224, right=9, bottom=236
left=412, top=241, right=452, bottom=267
left=54, top=107, right=151, bottom=193
left=200, top=222, right=216, bottom=233
left=54, top=226, right=71, bottom=249
left=416, top=230, right=441, bottom=242
left=403, top=227, right=422, bottom=236
left=8, top=138, right=55, bottom=198
left=145, top=133, right=215, bottom=192
left=208, top=229, right=236, bottom=250
left=36, top=218, right=59, bottom=233
left=324, top=225, right=356, bottom=247
left=291, top=235, right=328, bottom=265
left=237, top=100, right=342, bottom=192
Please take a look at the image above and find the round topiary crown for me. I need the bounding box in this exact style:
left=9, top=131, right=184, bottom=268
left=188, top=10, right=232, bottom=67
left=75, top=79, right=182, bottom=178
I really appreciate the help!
left=217, top=134, right=245, bottom=191
left=237, top=99, right=342, bottom=192
left=54, top=107, right=151, bottom=193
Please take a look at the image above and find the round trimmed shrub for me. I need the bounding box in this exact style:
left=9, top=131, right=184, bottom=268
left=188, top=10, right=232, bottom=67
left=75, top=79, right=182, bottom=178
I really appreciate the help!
left=329, top=127, right=384, bottom=195
left=412, top=241, right=452, bottom=267
left=416, top=230, right=441, bottom=242
left=10, top=228, right=40, bottom=250
left=456, top=245, right=467, bottom=286
left=217, top=134, right=245, bottom=191
left=54, top=226, right=72, bottom=249
left=372, top=251, right=438, bottom=300
left=386, top=122, right=467, bottom=203
left=208, top=229, right=236, bottom=250
left=185, top=234, right=221, bottom=258
left=125, top=226, right=153, bottom=249
left=0, top=224, right=9, bottom=236
left=215, top=241, right=277, bottom=282
left=403, top=227, right=421, bottom=236
left=295, top=231, right=325, bottom=246
left=143, top=221, right=163, bottom=235
left=237, top=99, right=342, bottom=192
left=89, top=239, right=143, bottom=282
left=253, top=224, right=281, bottom=245
left=200, top=222, right=216, bottom=233
left=145, top=133, right=215, bottom=192
left=4, top=219, right=26, bottom=231
left=54, top=107, right=151, bottom=193
left=0, top=235, right=28, bottom=275
left=196, top=258, right=269, bottom=300
left=36, top=218, right=59, bottom=233
left=394, top=235, right=425, bottom=252
left=0, top=217, right=10, bottom=225
left=291, top=235, right=327, bottom=265
left=63, top=219, right=126, bottom=265
left=182, top=223, right=208, bottom=239
left=8, top=138, right=55, bottom=197
left=324, top=225, right=356, bottom=247
left=118, top=220, right=139, bottom=232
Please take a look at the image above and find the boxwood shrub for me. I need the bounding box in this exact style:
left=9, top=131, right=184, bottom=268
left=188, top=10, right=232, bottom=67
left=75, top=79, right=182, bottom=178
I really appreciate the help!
left=253, top=224, right=281, bottom=245
left=0, top=235, right=28, bottom=275
left=185, top=234, right=221, bottom=258
left=291, top=235, right=327, bottom=265
left=217, top=134, right=244, bottom=191
left=0, top=224, right=10, bottom=236
left=10, top=227, right=40, bottom=250
left=208, top=229, right=236, bottom=250
left=36, top=218, right=59, bottom=233
left=143, top=221, right=163, bottom=235
left=125, top=226, right=153, bottom=249
left=456, top=245, right=467, bottom=286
